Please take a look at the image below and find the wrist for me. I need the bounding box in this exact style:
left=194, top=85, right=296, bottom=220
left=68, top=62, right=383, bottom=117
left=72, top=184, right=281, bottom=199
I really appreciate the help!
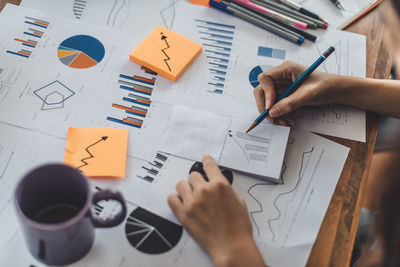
left=211, top=236, right=265, bottom=267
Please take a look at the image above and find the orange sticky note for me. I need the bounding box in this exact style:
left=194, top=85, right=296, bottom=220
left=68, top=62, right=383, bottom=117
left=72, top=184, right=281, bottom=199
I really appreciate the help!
left=64, top=127, right=129, bottom=178
left=130, top=26, right=202, bottom=82
left=189, top=0, right=210, bottom=6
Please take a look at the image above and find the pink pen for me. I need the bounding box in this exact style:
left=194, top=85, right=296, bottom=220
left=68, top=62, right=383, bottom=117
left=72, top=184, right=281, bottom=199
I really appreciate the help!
left=233, top=0, right=308, bottom=30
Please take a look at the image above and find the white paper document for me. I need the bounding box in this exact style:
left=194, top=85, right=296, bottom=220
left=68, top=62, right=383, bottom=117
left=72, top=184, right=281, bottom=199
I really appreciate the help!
left=18, top=0, right=368, bottom=142
left=293, top=0, right=380, bottom=29
left=160, top=106, right=290, bottom=181
left=151, top=2, right=367, bottom=142
left=233, top=129, right=350, bottom=266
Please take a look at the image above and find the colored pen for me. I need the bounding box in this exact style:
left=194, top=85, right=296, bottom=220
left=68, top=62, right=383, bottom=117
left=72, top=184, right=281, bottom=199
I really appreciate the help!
left=255, top=0, right=327, bottom=30
left=246, top=46, right=335, bottom=133
left=233, top=0, right=316, bottom=42
left=329, top=0, right=345, bottom=11
left=276, top=0, right=328, bottom=23
left=232, top=0, right=308, bottom=30
left=210, top=0, right=305, bottom=45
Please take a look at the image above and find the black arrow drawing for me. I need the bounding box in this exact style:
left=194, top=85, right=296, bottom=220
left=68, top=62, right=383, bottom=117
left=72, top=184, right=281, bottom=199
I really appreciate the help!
left=77, top=136, right=108, bottom=170
left=160, top=33, right=172, bottom=72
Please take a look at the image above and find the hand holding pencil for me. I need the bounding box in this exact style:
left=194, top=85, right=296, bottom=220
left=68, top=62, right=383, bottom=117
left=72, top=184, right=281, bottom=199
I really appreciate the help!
left=249, top=47, right=336, bottom=130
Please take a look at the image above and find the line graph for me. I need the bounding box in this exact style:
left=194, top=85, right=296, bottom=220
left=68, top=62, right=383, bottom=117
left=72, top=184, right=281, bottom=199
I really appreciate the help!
left=247, top=162, right=286, bottom=236
left=267, top=147, right=314, bottom=241
left=77, top=136, right=108, bottom=170
left=160, top=33, right=172, bottom=72
left=160, top=0, right=177, bottom=29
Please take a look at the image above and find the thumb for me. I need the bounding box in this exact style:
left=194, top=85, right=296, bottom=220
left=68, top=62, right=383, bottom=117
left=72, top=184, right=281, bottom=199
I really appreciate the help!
left=269, top=95, right=302, bottom=118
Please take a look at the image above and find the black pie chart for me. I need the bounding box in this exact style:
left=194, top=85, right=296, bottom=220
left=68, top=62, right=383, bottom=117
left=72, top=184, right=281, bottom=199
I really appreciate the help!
left=125, top=207, right=183, bottom=254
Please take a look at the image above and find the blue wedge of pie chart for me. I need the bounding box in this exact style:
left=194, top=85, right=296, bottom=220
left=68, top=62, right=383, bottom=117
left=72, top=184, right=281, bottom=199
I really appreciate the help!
left=249, top=64, right=275, bottom=88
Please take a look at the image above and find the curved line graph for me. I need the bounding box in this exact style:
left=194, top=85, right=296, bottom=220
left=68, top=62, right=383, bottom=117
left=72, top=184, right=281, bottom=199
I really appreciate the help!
left=112, top=0, right=126, bottom=26
left=106, top=0, right=118, bottom=25
left=160, top=0, right=177, bottom=29
left=267, top=147, right=314, bottom=241
left=248, top=162, right=287, bottom=236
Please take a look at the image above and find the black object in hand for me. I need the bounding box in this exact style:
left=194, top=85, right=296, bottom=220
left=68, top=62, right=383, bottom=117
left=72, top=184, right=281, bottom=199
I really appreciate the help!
left=189, top=162, right=233, bottom=185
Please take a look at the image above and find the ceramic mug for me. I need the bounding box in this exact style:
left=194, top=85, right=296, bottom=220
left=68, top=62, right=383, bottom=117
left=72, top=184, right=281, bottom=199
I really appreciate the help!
left=14, top=163, right=127, bottom=266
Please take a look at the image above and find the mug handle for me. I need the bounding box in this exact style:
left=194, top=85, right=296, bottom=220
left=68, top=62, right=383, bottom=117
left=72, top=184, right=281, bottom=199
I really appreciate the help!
left=90, top=189, right=127, bottom=228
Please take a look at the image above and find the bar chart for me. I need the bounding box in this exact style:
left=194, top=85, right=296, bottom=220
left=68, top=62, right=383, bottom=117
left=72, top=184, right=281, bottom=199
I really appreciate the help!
left=6, top=17, right=49, bottom=59
left=194, top=19, right=236, bottom=95
left=137, top=152, right=168, bottom=183
left=107, top=67, right=157, bottom=129
left=257, top=46, right=286, bottom=60
left=73, top=0, right=87, bottom=20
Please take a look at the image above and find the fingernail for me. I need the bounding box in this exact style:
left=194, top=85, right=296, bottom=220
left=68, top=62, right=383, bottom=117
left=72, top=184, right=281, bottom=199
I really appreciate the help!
left=269, top=108, right=280, bottom=118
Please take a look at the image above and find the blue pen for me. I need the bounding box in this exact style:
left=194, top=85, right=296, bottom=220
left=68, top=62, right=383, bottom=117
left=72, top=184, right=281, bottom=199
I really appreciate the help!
left=209, top=0, right=304, bottom=45
left=246, top=46, right=335, bottom=133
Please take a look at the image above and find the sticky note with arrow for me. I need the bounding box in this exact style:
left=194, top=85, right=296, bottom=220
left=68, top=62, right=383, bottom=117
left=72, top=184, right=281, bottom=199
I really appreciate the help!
left=64, top=127, right=129, bottom=178
left=130, top=25, right=202, bottom=82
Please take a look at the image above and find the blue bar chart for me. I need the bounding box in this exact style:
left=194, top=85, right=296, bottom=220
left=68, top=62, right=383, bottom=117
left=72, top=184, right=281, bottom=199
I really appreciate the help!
left=195, top=19, right=236, bottom=95
left=107, top=67, right=157, bottom=129
left=257, top=46, right=286, bottom=60
left=6, top=17, right=49, bottom=59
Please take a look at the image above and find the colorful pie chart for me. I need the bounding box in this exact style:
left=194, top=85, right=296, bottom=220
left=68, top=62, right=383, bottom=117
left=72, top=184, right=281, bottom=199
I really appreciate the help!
left=57, top=35, right=105, bottom=69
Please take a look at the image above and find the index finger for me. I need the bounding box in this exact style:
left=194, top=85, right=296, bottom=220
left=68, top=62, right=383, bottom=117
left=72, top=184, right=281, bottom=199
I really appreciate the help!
left=257, top=62, right=295, bottom=110
left=201, top=155, right=228, bottom=184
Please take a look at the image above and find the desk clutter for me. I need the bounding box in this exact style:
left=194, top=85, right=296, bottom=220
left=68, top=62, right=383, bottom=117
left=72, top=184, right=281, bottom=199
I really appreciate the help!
left=0, top=0, right=375, bottom=266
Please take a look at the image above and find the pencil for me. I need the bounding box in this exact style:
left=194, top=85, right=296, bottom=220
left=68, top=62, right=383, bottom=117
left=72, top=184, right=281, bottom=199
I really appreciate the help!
left=246, top=46, right=336, bottom=133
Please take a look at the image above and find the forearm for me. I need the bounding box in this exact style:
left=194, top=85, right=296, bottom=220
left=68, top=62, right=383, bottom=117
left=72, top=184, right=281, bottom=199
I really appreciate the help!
left=333, top=76, right=400, bottom=118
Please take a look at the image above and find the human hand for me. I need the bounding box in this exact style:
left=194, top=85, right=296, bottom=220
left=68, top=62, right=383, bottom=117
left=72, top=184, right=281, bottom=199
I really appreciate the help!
left=168, top=155, right=265, bottom=267
left=254, top=61, right=341, bottom=126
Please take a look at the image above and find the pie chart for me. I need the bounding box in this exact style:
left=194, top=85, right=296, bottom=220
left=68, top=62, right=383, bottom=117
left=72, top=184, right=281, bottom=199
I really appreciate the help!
left=125, top=207, right=183, bottom=254
left=249, top=64, right=275, bottom=88
left=57, top=35, right=105, bottom=69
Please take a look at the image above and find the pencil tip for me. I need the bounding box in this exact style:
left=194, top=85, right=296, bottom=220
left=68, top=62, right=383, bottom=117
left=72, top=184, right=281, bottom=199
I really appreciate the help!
left=246, top=121, right=258, bottom=134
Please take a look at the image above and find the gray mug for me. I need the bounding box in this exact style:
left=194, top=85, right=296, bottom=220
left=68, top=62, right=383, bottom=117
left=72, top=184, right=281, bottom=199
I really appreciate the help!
left=14, top=163, right=127, bottom=266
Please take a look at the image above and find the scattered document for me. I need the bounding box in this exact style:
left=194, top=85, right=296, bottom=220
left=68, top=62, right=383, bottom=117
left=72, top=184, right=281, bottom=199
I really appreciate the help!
left=0, top=125, right=349, bottom=267
left=160, top=106, right=231, bottom=161
left=233, top=129, right=350, bottom=266
left=18, top=0, right=368, bottom=141
left=150, top=2, right=367, bottom=142
left=64, top=127, right=128, bottom=177
left=0, top=3, right=357, bottom=267
left=160, top=106, right=290, bottom=181
left=293, top=0, right=381, bottom=29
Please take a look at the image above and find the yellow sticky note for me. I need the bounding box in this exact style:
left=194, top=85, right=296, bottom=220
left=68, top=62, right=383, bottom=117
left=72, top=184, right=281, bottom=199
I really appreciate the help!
left=130, top=25, right=202, bottom=82
left=64, top=127, right=129, bottom=178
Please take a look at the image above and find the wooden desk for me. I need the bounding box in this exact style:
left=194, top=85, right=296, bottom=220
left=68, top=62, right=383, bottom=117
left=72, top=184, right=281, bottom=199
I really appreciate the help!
left=0, top=1, right=392, bottom=266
